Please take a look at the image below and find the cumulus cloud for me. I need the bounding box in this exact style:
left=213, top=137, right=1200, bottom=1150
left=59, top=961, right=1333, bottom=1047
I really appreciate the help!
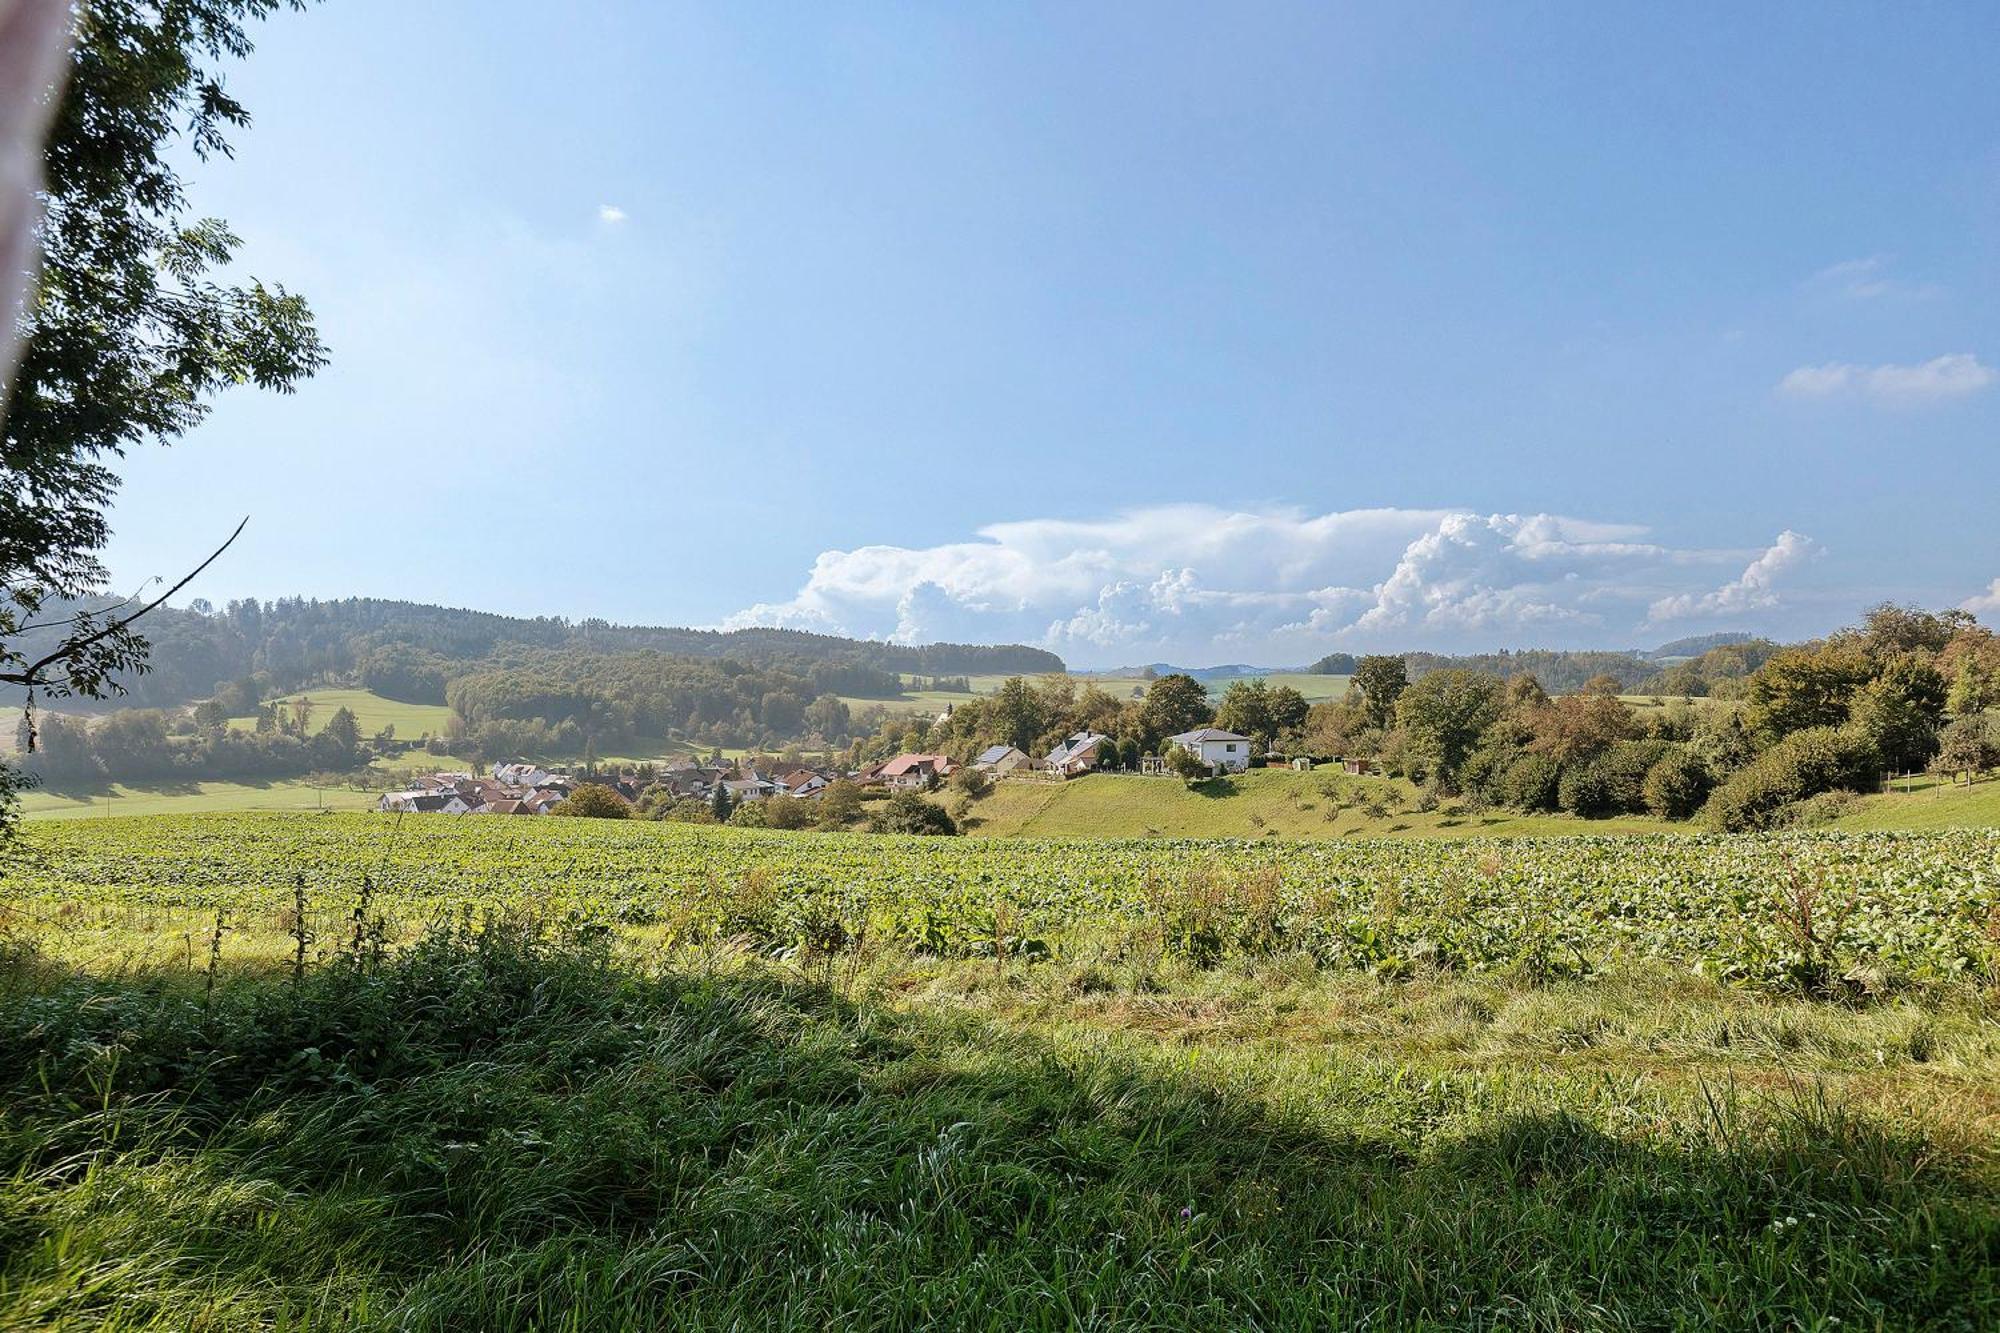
left=1963, top=578, right=2000, bottom=618
left=1778, top=353, right=1994, bottom=403
left=724, top=505, right=1823, bottom=663
left=596, top=204, right=628, bottom=224
left=1647, top=531, right=1819, bottom=623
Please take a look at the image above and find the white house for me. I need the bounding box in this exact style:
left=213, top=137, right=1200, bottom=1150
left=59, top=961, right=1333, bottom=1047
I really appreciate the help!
left=493, top=761, right=554, bottom=788
left=1045, top=731, right=1112, bottom=777
left=1168, top=727, right=1252, bottom=774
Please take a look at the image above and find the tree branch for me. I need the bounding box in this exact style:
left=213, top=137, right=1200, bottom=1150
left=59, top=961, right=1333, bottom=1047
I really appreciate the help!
left=0, top=516, right=248, bottom=689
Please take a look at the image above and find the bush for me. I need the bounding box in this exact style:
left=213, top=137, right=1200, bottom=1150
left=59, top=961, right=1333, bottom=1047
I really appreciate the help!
left=1557, top=763, right=1616, bottom=819
left=1496, top=752, right=1561, bottom=813
left=552, top=784, right=630, bottom=819
left=950, top=765, right=992, bottom=799
left=874, top=791, right=957, bottom=836
left=761, top=796, right=817, bottom=830
left=1704, top=726, right=1877, bottom=832
left=1165, top=745, right=1211, bottom=784
left=1555, top=741, right=1672, bottom=819
left=1457, top=740, right=1517, bottom=805
left=1642, top=748, right=1711, bottom=820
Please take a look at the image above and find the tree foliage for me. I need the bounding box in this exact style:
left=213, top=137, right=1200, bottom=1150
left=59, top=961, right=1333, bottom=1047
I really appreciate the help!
left=1394, top=670, right=1503, bottom=790
left=1350, top=656, right=1408, bottom=730
left=4, top=0, right=327, bottom=726
left=553, top=784, right=631, bottom=820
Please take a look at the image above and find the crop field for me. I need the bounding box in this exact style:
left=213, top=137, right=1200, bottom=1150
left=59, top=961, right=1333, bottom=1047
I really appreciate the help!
left=10, top=813, right=1999, bottom=989
left=4, top=812, right=2000, bottom=1326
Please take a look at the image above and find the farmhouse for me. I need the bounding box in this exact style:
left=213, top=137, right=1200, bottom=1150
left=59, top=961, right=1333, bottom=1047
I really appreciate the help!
left=1167, top=727, right=1252, bottom=774
left=1045, top=731, right=1112, bottom=778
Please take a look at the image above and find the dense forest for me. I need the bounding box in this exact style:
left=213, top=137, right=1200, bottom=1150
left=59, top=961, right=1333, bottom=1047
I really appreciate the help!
left=1309, top=633, right=1764, bottom=695
left=6, top=595, right=1064, bottom=711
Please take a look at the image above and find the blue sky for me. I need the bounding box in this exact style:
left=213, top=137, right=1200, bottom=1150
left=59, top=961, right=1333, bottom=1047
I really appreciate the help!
left=98, top=1, right=2000, bottom=667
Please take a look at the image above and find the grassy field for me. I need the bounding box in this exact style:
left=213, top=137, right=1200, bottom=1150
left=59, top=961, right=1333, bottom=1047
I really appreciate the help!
left=1832, top=774, right=2000, bottom=831
left=18, top=777, right=382, bottom=820
left=2, top=814, right=1997, bottom=1326
left=228, top=687, right=455, bottom=739
left=956, top=768, right=1673, bottom=839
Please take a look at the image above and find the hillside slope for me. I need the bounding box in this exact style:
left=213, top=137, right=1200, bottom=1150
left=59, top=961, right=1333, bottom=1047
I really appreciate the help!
left=953, top=769, right=1673, bottom=840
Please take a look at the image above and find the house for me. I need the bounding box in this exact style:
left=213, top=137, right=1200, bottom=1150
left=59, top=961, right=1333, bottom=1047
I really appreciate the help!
left=493, top=762, right=554, bottom=789
left=1342, top=758, right=1377, bottom=776
left=1045, top=731, right=1112, bottom=778
left=522, top=790, right=565, bottom=815
left=477, top=798, right=528, bottom=816
left=775, top=769, right=829, bottom=798
left=873, top=753, right=953, bottom=789
left=971, top=744, right=1033, bottom=776
left=1167, top=727, right=1252, bottom=774
left=380, top=790, right=472, bottom=814
left=722, top=777, right=775, bottom=803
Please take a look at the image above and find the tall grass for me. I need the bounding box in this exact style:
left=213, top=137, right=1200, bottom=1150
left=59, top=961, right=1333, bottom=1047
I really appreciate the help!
left=1, top=918, right=1996, bottom=1329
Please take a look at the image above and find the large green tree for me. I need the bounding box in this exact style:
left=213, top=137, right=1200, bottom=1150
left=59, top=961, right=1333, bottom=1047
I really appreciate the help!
left=1742, top=644, right=1872, bottom=741
left=1847, top=653, right=1948, bottom=773
left=1350, top=655, right=1408, bottom=730
left=1139, top=673, right=1211, bottom=743
left=1394, top=669, right=1503, bottom=790
left=2, top=0, right=324, bottom=736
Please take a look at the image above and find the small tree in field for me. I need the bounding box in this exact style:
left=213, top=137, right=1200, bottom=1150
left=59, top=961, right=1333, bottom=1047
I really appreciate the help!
left=553, top=784, right=629, bottom=819
left=950, top=765, right=991, bottom=800
left=1165, top=744, right=1211, bottom=785
left=710, top=782, right=735, bottom=822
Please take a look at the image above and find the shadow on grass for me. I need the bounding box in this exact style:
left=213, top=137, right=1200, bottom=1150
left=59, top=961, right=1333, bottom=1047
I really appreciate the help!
left=0, top=928, right=1993, bottom=1330
left=25, top=773, right=296, bottom=801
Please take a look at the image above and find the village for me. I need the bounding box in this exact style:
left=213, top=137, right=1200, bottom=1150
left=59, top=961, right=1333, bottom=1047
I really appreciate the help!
left=372, top=725, right=1307, bottom=816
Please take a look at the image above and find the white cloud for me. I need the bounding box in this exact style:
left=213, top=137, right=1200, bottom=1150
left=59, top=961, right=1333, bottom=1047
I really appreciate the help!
left=1778, top=353, right=1994, bottom=403
left=725, top=505, right=1821, bottom=664
left=1802, top=256, right=1943, bottom=302
left=1963, top=579, right=2000, bottom=618
left=596, top=204, right=628, bottom=224
left=1648, top=531, right=1818, bottom=623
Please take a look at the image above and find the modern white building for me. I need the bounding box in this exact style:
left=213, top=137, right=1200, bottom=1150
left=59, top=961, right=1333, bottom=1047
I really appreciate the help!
left=1167, top=727, right=1252, bottom=774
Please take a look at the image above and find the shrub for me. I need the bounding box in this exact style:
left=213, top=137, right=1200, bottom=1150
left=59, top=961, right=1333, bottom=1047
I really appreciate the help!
left=874, top=791, right=958, bottom=836
left=1496, top=752, right=1561, bottom=812
left=552, top=784, right=630, bottom=819
left=650, top=796, right=715, bottom=824
left=1165, top=745, right=1210, bottom=784
left=950, top=765, right=992, bottom=799
left=1458, top=740, right=1517, bottom=804
left=1557, top=763, right=1617, bottom=819
left=1642, top=748, right=1711, bottom=820
left=761, top=796, right=817, bottom=830
left=1704, top=726, right=1877, bottom=832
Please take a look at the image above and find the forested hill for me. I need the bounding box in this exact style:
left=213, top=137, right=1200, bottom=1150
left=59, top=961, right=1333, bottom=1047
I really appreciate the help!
left=9, top=595, right=1064, bottom=710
